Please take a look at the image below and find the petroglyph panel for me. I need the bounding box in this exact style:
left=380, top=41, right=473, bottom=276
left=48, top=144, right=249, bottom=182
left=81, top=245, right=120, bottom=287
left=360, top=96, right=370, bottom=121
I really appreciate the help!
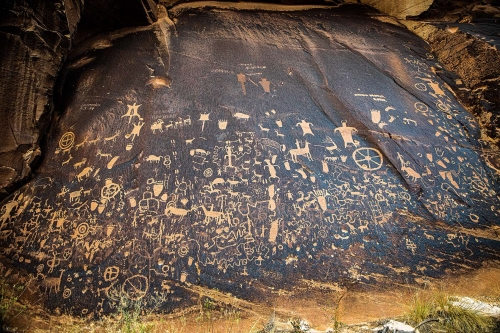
left=0, top=6, right=499, bottom=316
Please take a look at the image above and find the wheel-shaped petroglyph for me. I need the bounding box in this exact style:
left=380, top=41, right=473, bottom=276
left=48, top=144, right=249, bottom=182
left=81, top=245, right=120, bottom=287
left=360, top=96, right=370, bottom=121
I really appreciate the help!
left=352, top=148, right=383, bottom=171
left=414, top=102, right=428, bottom=114
left=59, top=132, right=75, bottom=150
left=203, top=168, right=213, bottom=178
left=122, top=275, right=148, bottom=300
left=103, top=266, right=120, bottom=281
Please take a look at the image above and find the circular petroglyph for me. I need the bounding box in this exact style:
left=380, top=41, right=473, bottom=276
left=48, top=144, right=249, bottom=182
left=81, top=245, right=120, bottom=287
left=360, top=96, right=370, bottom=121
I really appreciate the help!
left=318, top=229, right=328, bottom=238
left=178, top=245, right=189, bottom=257
left=414, top=83, right=427, bottom=91
left=63, top=288, right=72, bottom=299
left=414, top=102, right=428, bottom=113
left=103, top=266, right=120, bottom=281
left=122, top=275, right=148, bottom=300
left=76, top=223, right=90, bottom=237
left=352, top=148, right=383, bottom=171
left=101, top=180, right=120, bottom=200
left=203, top=168, right=213, bottom=177
left=59, top=132, right=75, bottom=150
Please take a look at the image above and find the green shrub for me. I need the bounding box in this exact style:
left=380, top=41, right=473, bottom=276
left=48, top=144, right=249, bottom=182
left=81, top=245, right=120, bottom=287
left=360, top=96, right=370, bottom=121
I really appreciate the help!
left=0, top=277, right=28, bottom=328
left=117, top=297, right=153, bottom=333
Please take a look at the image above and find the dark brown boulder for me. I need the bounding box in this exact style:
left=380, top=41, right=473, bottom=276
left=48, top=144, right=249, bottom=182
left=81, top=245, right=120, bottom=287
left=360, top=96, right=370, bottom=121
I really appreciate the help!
left=1, top=4, right=499, bottom=316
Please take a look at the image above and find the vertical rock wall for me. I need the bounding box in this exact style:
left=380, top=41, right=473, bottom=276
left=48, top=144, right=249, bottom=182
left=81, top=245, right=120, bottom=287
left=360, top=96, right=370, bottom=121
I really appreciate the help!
left=0, top=0, right=83, bottom=198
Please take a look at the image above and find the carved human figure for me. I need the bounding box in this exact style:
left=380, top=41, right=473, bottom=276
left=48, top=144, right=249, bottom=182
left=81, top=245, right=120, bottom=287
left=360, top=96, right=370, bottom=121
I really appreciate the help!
left=334, top=120, right=357, bottom=148
left=296, top=119, right=314, bottom=136
left=122, top=103, right=143, bottom=124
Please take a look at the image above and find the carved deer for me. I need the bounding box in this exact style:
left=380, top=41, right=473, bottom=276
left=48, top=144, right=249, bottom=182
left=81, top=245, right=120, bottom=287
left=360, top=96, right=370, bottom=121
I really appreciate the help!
left=289, top=140, right=312, bottom=163
left=75, top=136, right=88, bottom=150
left=73, top=158, right=87, bottom=169
left=69, top=187, right=84, bottom=202
left=40, top=269, right=65, bottom=293
left=258, top=124, right=270, bottom=133
left=61, top=154, right=73, bottom=166
left=200, top=205, right=224, bottom=223
left=97, top=150, right=112, bottom=160
left=77, top=166, right=94, bottom=181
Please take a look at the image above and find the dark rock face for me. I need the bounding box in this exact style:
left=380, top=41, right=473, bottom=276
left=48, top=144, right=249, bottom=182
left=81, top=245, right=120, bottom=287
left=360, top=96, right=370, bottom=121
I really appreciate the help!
left=0, top=0, right=159, bottom=200
left=73, top=0, right=158, bottom=44
left=0, top=0, right=83, bottom=199
left=0, top=5, right=499, bottom=316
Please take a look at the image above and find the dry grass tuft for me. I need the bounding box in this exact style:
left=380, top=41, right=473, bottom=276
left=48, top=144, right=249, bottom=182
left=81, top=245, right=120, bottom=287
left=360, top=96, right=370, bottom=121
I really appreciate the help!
left=404, top=289, right=497, bottom=333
